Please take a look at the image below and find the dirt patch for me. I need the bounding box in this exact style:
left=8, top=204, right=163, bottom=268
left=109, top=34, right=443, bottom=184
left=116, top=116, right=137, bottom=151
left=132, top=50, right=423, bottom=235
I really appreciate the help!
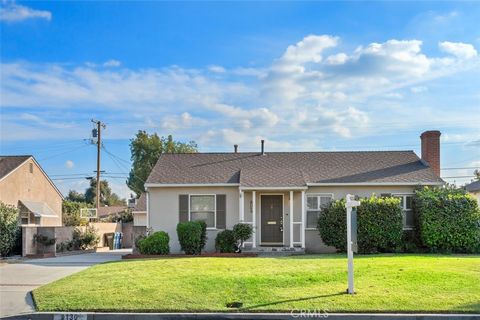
left=123, top=252, right=258, bottom=259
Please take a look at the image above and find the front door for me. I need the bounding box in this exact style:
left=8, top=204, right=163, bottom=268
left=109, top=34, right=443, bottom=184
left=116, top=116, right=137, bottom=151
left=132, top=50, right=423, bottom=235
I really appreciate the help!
left=261, top=195, right=283, bottom=244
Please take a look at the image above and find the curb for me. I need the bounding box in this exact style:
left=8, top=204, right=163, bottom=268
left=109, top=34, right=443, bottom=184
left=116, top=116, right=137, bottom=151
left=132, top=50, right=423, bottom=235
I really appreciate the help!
left=3, top=313, right=480, bottom=320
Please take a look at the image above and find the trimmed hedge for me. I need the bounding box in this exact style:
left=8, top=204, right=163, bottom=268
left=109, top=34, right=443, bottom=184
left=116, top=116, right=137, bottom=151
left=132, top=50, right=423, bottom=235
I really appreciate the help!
left=177, top=221, right=207, bottom=255
left=318, top=196, right=403, bottom=253
left=0, top=202, right=19, bottom=257
left=414, top=186, right=480, bottom=253
left=215, top=230, right=236, bottom=253
left=138, top=231, right=170, bottom=255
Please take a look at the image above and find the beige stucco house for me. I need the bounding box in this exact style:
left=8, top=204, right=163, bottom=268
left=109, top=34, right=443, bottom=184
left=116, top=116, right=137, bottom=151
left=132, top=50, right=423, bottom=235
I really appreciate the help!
left=143, top=131, right=444, bottom=253
left=465, top=180, right=480, bottom=205
left=0, top=155, right=63, bottom=226
left=132, top=193, right=147, bottom=226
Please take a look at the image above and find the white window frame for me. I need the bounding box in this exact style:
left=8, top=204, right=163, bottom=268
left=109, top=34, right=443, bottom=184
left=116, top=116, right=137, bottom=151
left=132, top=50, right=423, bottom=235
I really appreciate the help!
left=188, top=194, right=217, bottom=230
left=393, top=193, right=414, bottom=230
left=305, top=193, right=334, bottom=230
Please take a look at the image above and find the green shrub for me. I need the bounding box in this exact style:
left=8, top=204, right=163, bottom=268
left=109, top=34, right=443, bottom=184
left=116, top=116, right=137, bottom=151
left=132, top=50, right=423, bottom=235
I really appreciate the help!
left=233, top=223, right=253, bottom=247
left=414, top=186, right=480, bottom=253
left=198, top=220, right=208, bottom=252
left=0, top=202, right=19, bottom=257
left=317, top=199, right=348, bottom=251
left=71, top=225, right=100, bottom=250
left=62, top=200, right=91, bottom=226
left=215, top=230, right=236, bottom=253
left=318, top=196, right=403, bottom=253
left=138, top=231, right=170, bottom=255
left=177, top=221, right=206, bottom=255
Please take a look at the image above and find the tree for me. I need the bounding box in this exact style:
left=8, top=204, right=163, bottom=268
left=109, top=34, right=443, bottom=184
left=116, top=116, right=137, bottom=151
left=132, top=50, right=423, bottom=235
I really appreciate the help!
left=85, top=178, right=126, bottom=206
left=475, top=169, right=480, bottom=181
left=127, top=131, right=198, bottom=196
left=66, top=190, right=86, bottom=202
left=0, top=202, right=20, bottom=257
left=62, top=200, right=91, bottom=226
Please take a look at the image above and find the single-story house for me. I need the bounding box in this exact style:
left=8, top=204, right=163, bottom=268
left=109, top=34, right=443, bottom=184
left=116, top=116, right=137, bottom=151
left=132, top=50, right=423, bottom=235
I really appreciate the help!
left=465, top=180, right=480, bottom=204
left=0, top=155, right=63, bottom=226
left=143, top=130, right=444, bottom=253
left=98, top=205, right=128, bottom=220
left=132, top=193, right=147, bottom=226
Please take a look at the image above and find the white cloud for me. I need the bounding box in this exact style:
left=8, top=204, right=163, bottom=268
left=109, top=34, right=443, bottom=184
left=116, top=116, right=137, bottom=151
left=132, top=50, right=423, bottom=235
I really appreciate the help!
left=439, top=41, right=478, bottom=59
left=103, top=59, right=121, bottom=67
left=65, top=160, right=74, bottom=169
left=326, top=53, right=348, bottom=65
left=0, top=1, right=51, bottom=22
left=208, top=65, right=226, bottom=73
left=410, top=86, right=428, bottom=93
left=1, top=34, right=479, bottom=150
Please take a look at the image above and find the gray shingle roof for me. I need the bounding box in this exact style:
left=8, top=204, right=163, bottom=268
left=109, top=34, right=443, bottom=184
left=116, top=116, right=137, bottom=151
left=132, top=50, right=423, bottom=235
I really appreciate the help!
left=466, top=180, right=480, bottom=192
left=133, top=193, right=146, bottom=212
left=146, top=151, right=443, bottom=186
left=0, top=155, right=32, bottom=180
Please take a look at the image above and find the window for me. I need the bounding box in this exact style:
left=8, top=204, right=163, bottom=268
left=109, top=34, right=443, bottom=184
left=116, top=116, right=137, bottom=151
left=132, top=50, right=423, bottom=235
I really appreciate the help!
left=306, top=194, right=333, bottom=229
left=393, top=194, right=414, bottom=229
left=29, top=163, right=33, bottom=173
left=20, top=211, right=29, bottom=225
left=190, top=195, right=216, bottom=228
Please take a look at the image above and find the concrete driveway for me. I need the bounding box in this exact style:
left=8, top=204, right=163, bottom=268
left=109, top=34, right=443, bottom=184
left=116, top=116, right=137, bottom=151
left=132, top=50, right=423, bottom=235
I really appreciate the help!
left=0, top=249, right=130, bottom=318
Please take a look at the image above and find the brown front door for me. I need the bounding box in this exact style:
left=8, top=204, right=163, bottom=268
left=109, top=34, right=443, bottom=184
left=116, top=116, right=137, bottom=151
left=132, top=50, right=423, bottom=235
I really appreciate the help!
left=261, top=195, right=283, bottom=244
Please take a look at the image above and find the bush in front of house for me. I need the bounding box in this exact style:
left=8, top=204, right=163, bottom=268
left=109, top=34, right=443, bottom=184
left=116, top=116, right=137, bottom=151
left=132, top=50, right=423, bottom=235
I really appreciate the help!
left=215, top=229, right=237, bottom=253
left=177, top=221, right=207, bottom=255
left=318, top=199, right=348, bottom=251
left=0, top=202, right=20, bottom=257
left=215, top=223, right=254, bottom=253
left=233, top=223, right=253, bottom=248
left=414, top=186, right=480, bottom=253
left=138, top=231, right=170, bottom=255
left=318, top=196, right=403, bottom=253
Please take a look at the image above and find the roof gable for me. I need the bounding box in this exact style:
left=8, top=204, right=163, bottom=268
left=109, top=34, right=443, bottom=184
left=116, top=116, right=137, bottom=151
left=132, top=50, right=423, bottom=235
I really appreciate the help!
left=0, top=155, right=64, bottom=199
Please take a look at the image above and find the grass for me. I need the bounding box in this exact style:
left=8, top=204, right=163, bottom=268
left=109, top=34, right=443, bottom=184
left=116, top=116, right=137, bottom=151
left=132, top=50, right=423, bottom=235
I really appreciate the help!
left=33, top=254, right=480, bottom=313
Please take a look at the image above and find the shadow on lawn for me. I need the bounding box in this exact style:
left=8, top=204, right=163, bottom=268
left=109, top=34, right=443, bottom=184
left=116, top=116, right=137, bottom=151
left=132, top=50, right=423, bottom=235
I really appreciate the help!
left=240, top=292, right=344, bottom=311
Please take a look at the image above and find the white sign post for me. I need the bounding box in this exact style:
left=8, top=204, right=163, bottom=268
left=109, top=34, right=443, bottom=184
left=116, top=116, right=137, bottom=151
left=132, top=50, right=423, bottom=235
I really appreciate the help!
left=346, top=194, right=360, bottom=295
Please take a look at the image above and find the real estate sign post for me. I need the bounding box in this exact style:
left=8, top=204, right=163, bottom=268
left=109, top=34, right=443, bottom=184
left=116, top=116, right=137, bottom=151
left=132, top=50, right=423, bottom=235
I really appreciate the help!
left=346, top=194, right=360, bottom=295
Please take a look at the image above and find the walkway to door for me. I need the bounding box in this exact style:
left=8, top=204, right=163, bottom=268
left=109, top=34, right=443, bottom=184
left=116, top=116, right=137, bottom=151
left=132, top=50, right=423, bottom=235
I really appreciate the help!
left=0, top=249, right=130, bottom=318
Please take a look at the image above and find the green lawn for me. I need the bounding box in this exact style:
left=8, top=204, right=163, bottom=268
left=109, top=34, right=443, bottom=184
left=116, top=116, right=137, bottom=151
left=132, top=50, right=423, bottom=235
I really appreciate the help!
left=33, top=254, right=480, bottom=313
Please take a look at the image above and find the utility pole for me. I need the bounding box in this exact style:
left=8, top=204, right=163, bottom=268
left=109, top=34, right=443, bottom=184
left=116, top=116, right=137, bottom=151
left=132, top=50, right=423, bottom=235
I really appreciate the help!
left=91, top=119, right=106, bottom=214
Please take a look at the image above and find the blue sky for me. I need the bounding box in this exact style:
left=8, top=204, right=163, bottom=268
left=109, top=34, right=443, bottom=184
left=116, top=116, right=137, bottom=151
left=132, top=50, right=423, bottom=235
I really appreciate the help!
left=1, top=1, right=479, bottom=198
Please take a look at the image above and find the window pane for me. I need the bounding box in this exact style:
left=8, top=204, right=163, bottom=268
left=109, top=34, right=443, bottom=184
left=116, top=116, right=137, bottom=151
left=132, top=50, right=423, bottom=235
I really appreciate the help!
left=307, top=196, right=318, bottom=210
left=404, top=210, right=414, bottom=228
left=320, top=196, right=332, bottom=208
left=405, top=196, right=413, bottom=210
left=190, top=195, right=214, bottom=212
left=306, top=210, right=321, bottom=228
left=191, top=211, right=215, bottom=228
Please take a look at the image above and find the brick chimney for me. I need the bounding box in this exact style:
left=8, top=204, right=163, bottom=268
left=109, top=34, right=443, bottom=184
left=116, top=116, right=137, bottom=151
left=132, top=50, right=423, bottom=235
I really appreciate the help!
left=420, top=130, right=441, bottom=176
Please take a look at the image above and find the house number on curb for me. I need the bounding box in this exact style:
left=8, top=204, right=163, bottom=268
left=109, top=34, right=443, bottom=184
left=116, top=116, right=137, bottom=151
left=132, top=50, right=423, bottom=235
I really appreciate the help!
left=346, top=194, right=360, bottom=295
left=53, top=314, right=87, bottom=320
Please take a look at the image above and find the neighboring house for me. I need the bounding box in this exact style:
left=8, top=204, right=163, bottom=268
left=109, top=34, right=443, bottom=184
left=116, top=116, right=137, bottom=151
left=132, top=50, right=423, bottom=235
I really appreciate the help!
left=465, top=180, right=480, bottom=204
left=0, top=155, right=63, bottom=226
left=98, top=205, right=128, bottom=220
left=132, top=193, right=147, bottom=226
left=144, top=130, right=444, bottom=253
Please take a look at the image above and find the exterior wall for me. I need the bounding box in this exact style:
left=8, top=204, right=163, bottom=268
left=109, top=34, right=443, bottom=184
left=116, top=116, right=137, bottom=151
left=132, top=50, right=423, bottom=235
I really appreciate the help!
left=148, top=185, right=418, bottom=253
left=22, top=222, right=127, bottom=256
left=133, top=212, right=147, bottom=226
left=0, top=158, right=62, bottom=226
left=147, top=186, right=240, bottom=253
left=469, top=191, right=480, bottom=205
